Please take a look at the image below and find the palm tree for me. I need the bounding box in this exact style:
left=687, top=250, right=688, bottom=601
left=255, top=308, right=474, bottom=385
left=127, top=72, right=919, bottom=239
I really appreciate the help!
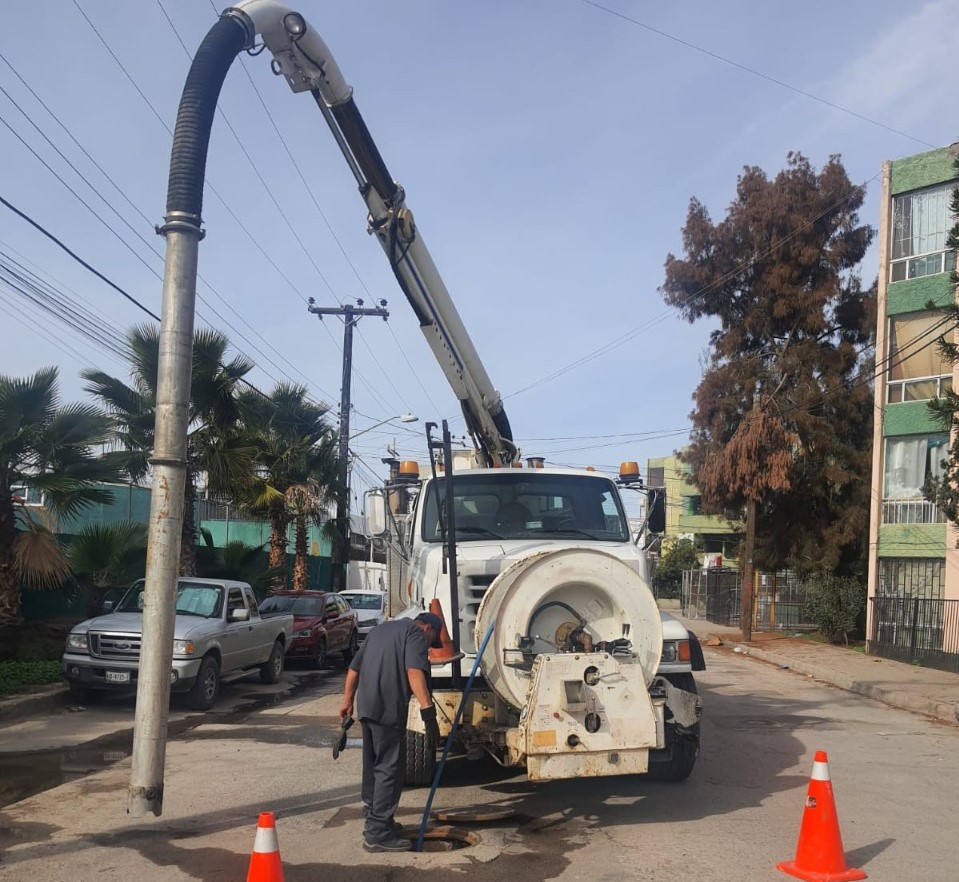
left=0, top=367, right=120, bottom=645
left=83, top=325, right=254, bottom=576
left=238, top=384, right=340, bottom=588
left=195, top=529, right=282, bottom=596
left=67, top=521, right=148, bottom=615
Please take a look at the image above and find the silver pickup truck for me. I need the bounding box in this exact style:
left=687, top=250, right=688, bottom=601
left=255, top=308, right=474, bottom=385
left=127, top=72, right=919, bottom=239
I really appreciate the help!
left=62, top=578, right=294, bottom=710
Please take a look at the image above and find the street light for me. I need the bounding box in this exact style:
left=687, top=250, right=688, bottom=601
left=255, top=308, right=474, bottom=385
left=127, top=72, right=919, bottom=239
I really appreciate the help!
left=349, top=412, right=418, bottom=442
left=336, top=413, right=418, bottom=591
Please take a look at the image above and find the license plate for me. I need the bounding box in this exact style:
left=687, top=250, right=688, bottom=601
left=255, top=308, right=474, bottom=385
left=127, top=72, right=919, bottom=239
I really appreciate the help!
left=105, top=671, right=130, bottom=684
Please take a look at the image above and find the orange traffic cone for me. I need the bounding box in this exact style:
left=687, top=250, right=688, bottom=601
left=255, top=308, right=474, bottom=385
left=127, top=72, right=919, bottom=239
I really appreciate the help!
left=247, top=812, right=284, bottom=882
left=428, top=598, right=465, bottom=664
left=777, top=751, right=866, bottom=882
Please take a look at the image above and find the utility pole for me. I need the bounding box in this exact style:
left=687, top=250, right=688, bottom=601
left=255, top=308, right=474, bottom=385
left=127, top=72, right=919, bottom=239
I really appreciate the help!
left=308, top=298, right=388, bottom=590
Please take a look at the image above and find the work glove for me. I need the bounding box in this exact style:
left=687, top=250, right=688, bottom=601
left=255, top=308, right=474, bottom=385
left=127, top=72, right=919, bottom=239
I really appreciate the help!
left=333, top=714, right=354, bottom=760
left=420, top=704, right=441, bottom=746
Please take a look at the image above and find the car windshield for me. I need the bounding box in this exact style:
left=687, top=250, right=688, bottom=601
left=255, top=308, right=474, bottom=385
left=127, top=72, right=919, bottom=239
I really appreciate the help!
left=341, top=593, right=383, bottom=611
left=115, top=581, right=223, bottom=618
left=422, top=472, right=630, bottom=543
left=259, top=595, right=324, bottom=617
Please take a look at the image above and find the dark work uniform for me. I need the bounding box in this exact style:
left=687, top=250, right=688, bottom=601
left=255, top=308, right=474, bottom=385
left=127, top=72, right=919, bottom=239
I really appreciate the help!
left=348, top=618, right=429, bottom=844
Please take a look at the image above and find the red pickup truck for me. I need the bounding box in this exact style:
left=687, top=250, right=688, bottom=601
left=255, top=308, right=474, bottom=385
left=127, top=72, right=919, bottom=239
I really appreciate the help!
left=257, top=590, right=359, bottom=669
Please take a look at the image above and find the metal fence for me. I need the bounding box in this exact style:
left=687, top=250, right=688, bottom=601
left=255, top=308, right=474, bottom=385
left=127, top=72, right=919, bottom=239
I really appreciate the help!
left=869, top=597, right=959, bottom=673
left=682, top=568, right=741, bottom=627
left=681, top=568, right=820, bottom=631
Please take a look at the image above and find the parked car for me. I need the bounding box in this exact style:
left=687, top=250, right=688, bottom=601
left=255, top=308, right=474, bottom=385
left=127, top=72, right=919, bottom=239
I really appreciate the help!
left=340, top=589, right=387, bottom=642
left=257, top=590, right=358, bottom=668
left=62, top=578, right=294, bottom=710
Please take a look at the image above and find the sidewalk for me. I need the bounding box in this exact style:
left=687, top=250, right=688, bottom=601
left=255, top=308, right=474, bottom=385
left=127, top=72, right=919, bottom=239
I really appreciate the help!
left=675, top=612, right=959, bottom=726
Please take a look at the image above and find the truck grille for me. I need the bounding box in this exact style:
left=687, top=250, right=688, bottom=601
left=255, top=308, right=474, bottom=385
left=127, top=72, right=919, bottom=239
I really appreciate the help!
left=89, top=631, right=142, bottom=660
left=461, top=574, right=496, bottom=653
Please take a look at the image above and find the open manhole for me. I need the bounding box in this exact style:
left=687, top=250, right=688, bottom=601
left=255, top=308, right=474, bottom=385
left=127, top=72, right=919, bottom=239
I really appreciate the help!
left=431, top=807, right=515, bottom=824
left=401, top=825, right=480, bottom=852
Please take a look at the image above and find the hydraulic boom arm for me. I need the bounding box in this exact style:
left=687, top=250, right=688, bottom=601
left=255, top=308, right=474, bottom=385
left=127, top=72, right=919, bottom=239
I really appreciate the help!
left=227, top=1, right=517, bottom=466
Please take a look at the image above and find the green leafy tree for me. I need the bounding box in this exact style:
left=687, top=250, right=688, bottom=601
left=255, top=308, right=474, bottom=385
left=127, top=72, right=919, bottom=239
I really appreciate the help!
left=925, top=156, right=959, bottom=525
left=83, top=325, right=254, bottom=576
left=660, top=153, right=876, bottom=577
left=652, top=537, right=699, bottom=599
left=0, top=367, right=119, bottom=647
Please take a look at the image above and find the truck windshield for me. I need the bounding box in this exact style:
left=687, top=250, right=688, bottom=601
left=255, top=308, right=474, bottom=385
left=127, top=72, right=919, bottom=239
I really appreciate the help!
left=421, top=473, right=630, bottom=543
left=115, top=581, right=224, bottom=618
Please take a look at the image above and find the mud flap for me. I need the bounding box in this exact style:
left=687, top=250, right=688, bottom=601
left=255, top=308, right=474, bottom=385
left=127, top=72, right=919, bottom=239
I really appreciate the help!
left=655, top=676, right=702, bottom=729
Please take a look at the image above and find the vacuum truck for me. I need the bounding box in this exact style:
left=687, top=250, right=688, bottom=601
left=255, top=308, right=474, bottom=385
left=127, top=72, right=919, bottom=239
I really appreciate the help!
left=220, top=0, right=705, bottom=785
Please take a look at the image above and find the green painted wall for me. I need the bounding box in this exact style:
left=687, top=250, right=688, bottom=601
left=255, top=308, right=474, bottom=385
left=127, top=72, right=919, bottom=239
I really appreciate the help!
left=890, top=147, right=956, bottom=195
left=883, top=401, right=943, bottom=436
left=877, top=523, right=946, bottom=556
left=677, top=514, right=739, bottom=534
left=886, top=274, right=955, bottom=315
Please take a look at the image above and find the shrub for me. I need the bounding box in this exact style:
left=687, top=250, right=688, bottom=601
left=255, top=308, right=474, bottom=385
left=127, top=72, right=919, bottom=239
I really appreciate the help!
left=0, top=660, right=62, bottom=697
left=802, top=574, right=866, bottom=644
left=652, top=538, right=700, bottom=599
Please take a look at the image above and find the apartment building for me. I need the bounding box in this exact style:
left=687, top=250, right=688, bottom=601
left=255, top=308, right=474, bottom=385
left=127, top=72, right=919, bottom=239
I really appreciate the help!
left=867, top=143, right=959, bottom=657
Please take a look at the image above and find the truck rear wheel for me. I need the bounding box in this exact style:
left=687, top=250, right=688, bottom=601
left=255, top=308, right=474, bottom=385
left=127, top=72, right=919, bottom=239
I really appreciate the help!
left=646, top=673, right=700, bottom=782
left=186, top=655, right=220, bottom=711
left=259, top=639, right=285, bottom=684
left=404, top=729, right=437, bottom=787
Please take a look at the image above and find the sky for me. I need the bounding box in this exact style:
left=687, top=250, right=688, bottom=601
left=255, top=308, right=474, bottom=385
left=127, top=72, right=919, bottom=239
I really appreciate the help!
left=1, top=0, right=957, bottom=520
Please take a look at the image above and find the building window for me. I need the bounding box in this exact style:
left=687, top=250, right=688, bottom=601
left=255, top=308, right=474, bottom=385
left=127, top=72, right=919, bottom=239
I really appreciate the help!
left=886, top=312, right=953, bottom=403
left=890, top=182, right=956, bottom=282
left=877, top=558, right=943, bottom=600
left=883, top=434, right=948, bottom=499
left=647, top=466, right=665, bottom=488
left=683, top=495, right=703, bottom=516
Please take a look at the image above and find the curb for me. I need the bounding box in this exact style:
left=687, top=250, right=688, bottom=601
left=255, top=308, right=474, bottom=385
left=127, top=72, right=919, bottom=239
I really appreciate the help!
left=724, top=640, right=959, bottom=727
left=0, top=684, right=69, bottom=724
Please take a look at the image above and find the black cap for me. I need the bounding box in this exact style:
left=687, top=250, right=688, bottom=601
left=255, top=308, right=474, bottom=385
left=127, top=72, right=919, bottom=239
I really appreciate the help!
left=415, top=612, right=445, bottom=648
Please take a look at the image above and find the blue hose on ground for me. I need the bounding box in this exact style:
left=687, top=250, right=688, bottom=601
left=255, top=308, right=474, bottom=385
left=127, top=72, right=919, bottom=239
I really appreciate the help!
left=414, top=619, right=497, bottom=852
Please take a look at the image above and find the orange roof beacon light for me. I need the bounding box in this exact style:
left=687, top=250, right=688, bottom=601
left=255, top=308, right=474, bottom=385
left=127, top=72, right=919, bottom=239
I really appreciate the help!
left=526, top=456, right=545, bottom=469
left=585, top=466, right=596, bottom=472
left=397, top=460, right=420, bottom=483
left=618, top=461, right=641, bottom=486
left=512, top=462, right=523, bottom=468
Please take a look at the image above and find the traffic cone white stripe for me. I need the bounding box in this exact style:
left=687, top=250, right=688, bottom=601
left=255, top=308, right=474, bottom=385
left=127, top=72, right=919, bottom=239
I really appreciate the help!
left=810, top=759, right=830, bottom=781
left=252, top=825, right=279, bottom=854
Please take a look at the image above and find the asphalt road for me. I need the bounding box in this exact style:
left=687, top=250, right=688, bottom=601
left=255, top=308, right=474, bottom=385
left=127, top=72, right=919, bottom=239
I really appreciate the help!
left=0, top=662, right=344, bottom=809
left=1, top=647, right=956, bottom=882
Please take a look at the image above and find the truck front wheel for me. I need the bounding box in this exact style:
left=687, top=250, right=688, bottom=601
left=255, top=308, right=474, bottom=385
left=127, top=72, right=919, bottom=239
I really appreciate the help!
left=259, top=639, right=285, bottom=684
left=646, top=672, right=700, bottom=782
left=404, top=729, right=437, bottom=787
left=186, top=655, right=220, bottom=710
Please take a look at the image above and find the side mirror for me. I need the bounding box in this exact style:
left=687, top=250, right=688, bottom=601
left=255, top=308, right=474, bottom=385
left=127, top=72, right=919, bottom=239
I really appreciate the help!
left=325, top=611, right=339, bottom=622
left=229, top=608, right=250, bottom=622
left=647, top=488, right=666, bottom=535
left=366, top=489, right=388, bottom=537
left=101, top=600, right=115, bottom=613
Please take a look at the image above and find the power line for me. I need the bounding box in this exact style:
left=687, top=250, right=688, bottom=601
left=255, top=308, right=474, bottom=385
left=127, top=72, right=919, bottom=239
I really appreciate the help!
left=0, top=50, right=337, bottom=402
left=576, top=0, right=935, bottom=149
